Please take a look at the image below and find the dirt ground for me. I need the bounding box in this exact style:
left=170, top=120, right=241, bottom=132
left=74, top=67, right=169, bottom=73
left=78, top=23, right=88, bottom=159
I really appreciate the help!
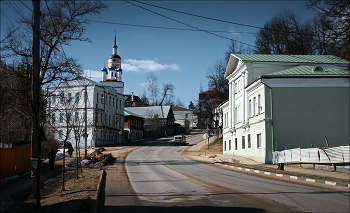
left=23, top=167, right=102, bottom=213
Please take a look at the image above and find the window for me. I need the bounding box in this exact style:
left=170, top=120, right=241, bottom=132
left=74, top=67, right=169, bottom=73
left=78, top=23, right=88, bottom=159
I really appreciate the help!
left=101, top=94, right=104, bottom=104
left=52, top=113, right=56, bottom=123
left=253, top=97, right=256, bottom=116
left=242, top=136, right=245, bottom=149
left=229, top=140, right=231, bottom=150
left=257, top=133, right=262, bottom=148
left=97, top=93, right=99, bottom=103
left=83, top=112, right=86, bottom=122
left=59, top=130, right=63, bottom=139
left=234, top=107, right=237, bottom=124
left=258, top=94, right=261, bottom=114
left=74, top=130, right=79, bottom=139
left=52, top=94, right=56, bottom=103
left=119, top=100, right=121, bottom=108
left=67, top=112, right=71, bottom=123
left=105, top=114, right=107, bottom=124
left=60, top=93, right=64, bottom=103
left=235, top=138, right=238, bottom=150
left=109, top=96, right=111, bottom=106
left=224, top=114, right=226, bottom=127
left=109, top=115, right=111, bottom=125
left=75, top=92, right=80, bottom=103
left=248, top=134, right=251, bottom=148
left=84, top=92, right=88, bottom=102
left=67, top=130, right=71, bottom=139
left=113, top=97, right=115, bottom=107
left=238, top=105, right=241, bottom=122
left=75, top=112, right=79, bottom=122
left=185, top=114, right=188, bottom=118
left=116, top=98, right=118, bottom=108
left=224, top=141, right=226, bottom=151
left=68, top=93, right=72, bottom=103
left=249, top=99, right=252, bottom=117
left=60, top=113, right=63, bottom=123
left=100, top=113, right=103, bottom=123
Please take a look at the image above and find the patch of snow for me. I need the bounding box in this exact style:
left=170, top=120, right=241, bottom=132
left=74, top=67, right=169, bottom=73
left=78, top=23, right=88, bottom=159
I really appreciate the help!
left=81, top=159, right=91, bottom=168
left=224, top=158, right=236, bottom=163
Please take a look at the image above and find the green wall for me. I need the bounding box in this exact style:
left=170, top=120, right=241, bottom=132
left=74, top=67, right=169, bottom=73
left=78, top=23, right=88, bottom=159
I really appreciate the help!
left=272, top=87, right=349, bottom=150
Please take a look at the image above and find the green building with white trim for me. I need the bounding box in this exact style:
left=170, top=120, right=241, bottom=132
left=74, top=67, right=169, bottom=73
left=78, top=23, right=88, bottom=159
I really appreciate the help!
left=220, top=54, right=350, bottom=163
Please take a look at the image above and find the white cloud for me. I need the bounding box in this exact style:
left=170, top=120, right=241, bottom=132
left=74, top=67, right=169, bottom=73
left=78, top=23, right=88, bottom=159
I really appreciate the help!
left=228, top=27, right=241, bottom=37
left=123, top=59, right=180, bottom=72
left=83, top=69, right=101, bottom=83
left=137, top=82, right=148, bottom=87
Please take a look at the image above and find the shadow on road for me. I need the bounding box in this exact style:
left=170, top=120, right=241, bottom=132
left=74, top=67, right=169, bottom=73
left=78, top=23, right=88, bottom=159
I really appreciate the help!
left=99, top=205, right=266, bottom=213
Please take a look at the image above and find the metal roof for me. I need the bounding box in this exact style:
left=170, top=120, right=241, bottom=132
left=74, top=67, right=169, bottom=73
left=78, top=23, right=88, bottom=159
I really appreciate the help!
left=124, top=106, right=172, bottom=119
left=233, top=54, right=350, bottom=64
left=262, top=65, right=350, bottom=77
left=124, top=109, right=143, bottom=118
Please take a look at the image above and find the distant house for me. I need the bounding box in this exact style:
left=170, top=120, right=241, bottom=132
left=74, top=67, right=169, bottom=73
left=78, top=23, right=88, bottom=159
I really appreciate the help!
left=124, top=106, right=175, bottom=137
left=124, top=109, right=144, bottom=142
left=172, top=106, right=194, bottom=131
left=220, top=54, right=350, bottom=163
left=124, top=92, right=148, bottom=107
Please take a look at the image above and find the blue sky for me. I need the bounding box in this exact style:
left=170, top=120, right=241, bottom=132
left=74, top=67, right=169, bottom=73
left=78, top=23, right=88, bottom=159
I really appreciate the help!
left=1, top=1, right=315, bottom=107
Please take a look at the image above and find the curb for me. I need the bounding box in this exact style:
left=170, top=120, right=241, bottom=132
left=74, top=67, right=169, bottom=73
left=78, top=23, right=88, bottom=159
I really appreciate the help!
left=92, top=170, right=106, bottom=213
left=215, top=163, right=350, bottom=188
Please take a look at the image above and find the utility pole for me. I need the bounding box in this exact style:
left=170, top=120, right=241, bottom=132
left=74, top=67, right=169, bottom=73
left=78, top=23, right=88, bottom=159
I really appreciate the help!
left=84, top=85, right=88, bottom=158
left=31, top=0, right=41, bottom=206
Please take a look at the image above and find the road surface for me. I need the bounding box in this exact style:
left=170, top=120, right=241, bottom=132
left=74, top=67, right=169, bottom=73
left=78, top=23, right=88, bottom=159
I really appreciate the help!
left=99, top=132, right=350, bottom=212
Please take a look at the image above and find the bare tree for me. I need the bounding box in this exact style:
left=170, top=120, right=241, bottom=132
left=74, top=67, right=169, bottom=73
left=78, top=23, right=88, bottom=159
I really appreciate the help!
left=254, top=11, right=316, bottom=55
left=2, top=0, right=107, bottom=89
left=146, top=73, right=176, bottom=106
left=139, top=89, right=150, bottom=106
left=158, top=83, right=175, bottom=106
left=307, top=0, right=350, bottom=62
left=146, top=73, right=159, bottom=105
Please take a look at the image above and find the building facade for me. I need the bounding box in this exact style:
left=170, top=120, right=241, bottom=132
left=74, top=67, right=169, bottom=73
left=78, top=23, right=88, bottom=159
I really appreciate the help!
left=173, top=106, right=194, bottom=130
left=48, top=34, right=125, bottom=147
left=124, top=109, right=144, bottom=142
left=221, top=54, right=350, bottom=163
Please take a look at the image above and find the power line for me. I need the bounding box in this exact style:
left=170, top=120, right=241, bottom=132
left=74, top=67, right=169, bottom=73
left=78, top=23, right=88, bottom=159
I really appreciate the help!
left=88, top=20, right=255, bottom=34
left=125, top=0, right=256, bottom=48
left=18, top=0, right=32, bottom=12
left=1, top=10, right=15, bottom=25
left=0, top=27, right=20, bottom=43
left=4, top=1, right=24, bottom=19
left=132, top=0, right=320, bottom=38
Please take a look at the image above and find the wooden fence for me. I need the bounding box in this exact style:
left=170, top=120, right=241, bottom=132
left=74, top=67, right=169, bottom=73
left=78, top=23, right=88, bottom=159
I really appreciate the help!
left=0, top=144, right=31, bottom=179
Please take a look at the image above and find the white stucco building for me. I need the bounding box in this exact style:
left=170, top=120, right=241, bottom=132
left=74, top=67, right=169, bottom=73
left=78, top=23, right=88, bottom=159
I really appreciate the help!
left=221, top=54, right=350, bottom=163
left=48, top=34, right=125, bottom=147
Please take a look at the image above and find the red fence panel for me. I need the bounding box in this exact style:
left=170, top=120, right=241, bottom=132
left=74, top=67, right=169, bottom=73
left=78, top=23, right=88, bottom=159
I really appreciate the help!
left=0, top=144, right=31, bottom=179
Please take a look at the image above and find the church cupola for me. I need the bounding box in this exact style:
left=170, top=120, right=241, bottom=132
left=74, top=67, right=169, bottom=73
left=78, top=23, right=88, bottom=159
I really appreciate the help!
left=101, top=66, right=107, bottom=81
left=108, top=33, right=121, bottom=69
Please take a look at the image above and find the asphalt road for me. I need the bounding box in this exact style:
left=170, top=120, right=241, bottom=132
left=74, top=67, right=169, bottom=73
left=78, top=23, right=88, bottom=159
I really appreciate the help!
left=100, top=132, right=350, bottom=212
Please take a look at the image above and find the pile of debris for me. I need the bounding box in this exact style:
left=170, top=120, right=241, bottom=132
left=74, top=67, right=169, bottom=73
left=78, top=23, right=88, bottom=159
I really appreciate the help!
left=86, top=148, right=113, bottom=168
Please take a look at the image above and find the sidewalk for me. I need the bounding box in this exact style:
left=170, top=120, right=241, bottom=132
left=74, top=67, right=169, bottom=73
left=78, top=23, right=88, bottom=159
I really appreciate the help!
left=184, top=140, right=350, bottom=188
